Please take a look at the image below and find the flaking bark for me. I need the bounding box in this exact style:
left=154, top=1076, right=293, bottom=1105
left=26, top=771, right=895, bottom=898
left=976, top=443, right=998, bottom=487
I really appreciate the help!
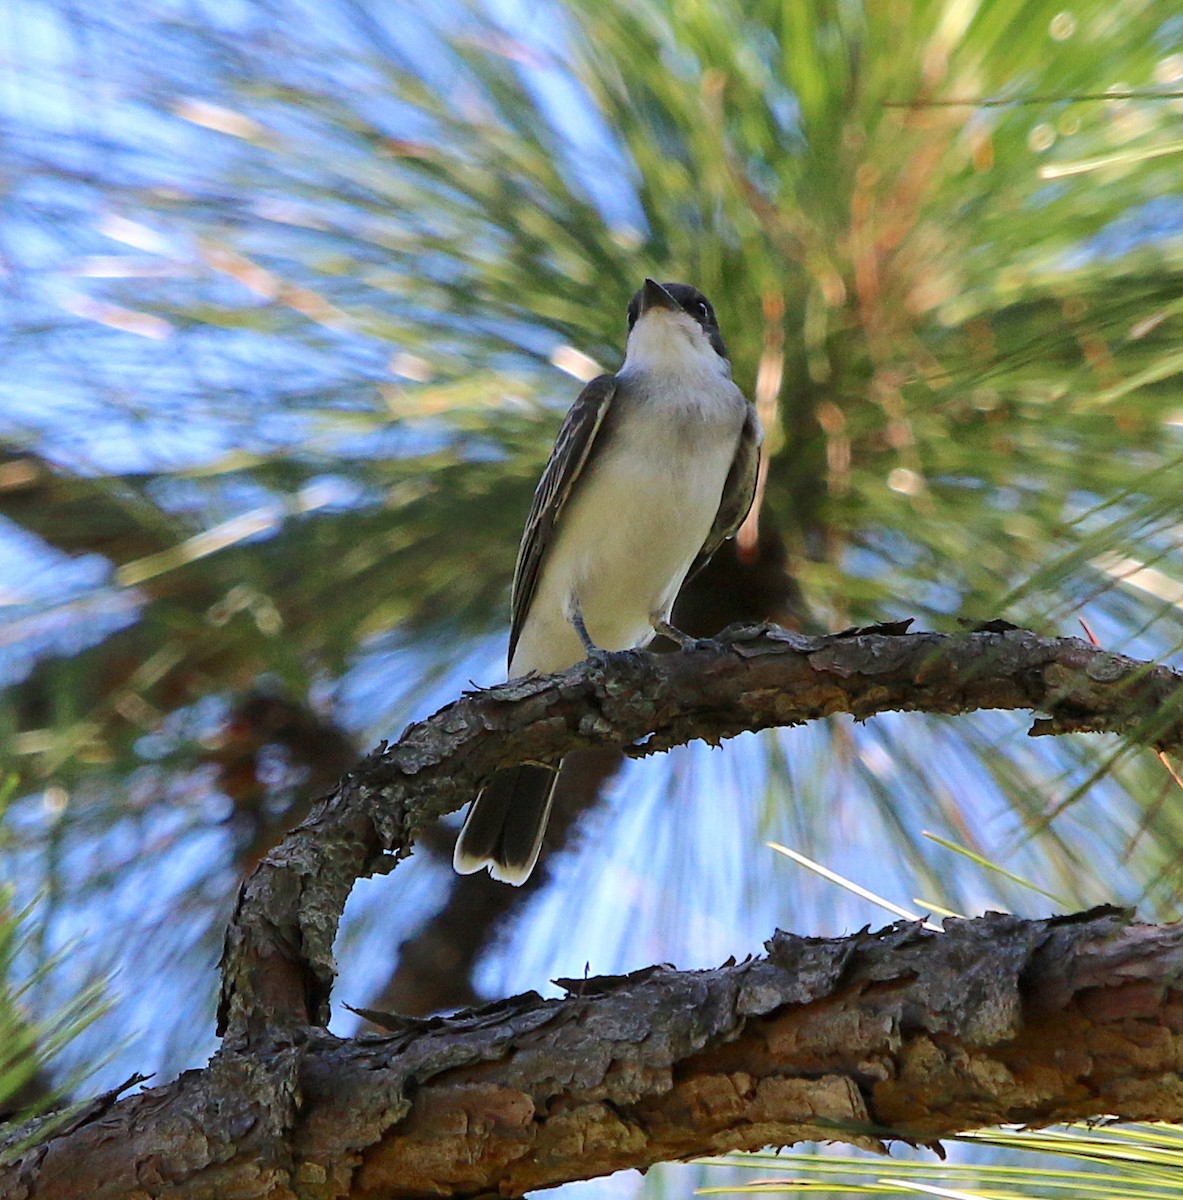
left=7, top=910, right=1183, bottom=1198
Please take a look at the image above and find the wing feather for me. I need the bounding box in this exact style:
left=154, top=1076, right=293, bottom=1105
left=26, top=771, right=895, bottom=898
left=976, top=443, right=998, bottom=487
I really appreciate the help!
left=686, top=403, right=761, bottom=581
left=507, top=374, right=618, bottom=667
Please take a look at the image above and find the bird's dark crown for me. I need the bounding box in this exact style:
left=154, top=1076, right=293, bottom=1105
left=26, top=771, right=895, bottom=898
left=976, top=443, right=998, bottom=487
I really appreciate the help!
left=627, top=280, right=728, bottom=360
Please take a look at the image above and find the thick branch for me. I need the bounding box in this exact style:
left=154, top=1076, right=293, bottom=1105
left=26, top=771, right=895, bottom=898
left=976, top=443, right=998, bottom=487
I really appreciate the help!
left=217, top=623, right=1183, bottom=1038
left=11, top=909, right=1183, bottom=1198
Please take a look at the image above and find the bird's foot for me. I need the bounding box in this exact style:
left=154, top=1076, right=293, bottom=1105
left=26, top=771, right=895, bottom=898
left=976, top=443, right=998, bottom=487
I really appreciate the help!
left=653, top=619, right=715, bottom=652
left=571, top=602, right=639, bottom=666
left=570, top=603, right=602, bottom=660
left=571, top=609, right=647, bottom=667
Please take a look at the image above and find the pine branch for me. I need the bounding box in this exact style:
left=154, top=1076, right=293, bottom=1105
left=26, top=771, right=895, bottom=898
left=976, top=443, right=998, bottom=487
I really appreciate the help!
left=217, top=621, right=1183, bottom=1039
left=7, top=909, right=1183, bottom=1197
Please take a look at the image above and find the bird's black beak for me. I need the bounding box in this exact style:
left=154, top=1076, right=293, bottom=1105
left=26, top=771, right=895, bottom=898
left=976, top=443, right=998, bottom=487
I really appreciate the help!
left=638, top=278, right=678, bottom=315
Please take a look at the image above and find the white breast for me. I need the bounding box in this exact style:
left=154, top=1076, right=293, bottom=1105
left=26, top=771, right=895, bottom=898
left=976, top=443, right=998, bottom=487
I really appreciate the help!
left=510, top=360, right=748, bottom=678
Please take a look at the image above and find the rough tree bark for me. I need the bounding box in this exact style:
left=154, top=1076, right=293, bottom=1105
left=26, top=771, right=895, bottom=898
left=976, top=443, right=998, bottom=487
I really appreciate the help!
left=4, top=623, right=1183, bottom=1199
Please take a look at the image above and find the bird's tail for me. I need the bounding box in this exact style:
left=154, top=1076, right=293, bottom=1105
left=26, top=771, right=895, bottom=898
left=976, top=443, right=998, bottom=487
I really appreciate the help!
left=452, top=764, right=559, bottom=886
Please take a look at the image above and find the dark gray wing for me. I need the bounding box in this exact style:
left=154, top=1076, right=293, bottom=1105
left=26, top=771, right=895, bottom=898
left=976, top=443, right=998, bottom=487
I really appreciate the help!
left=686, top=402, right=761, bottom=581
left=507, top=373, right=618, bottom=666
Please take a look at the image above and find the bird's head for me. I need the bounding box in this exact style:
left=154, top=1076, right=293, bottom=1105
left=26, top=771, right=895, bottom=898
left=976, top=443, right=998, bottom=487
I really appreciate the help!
left=622, top=279, right=730, bottom=377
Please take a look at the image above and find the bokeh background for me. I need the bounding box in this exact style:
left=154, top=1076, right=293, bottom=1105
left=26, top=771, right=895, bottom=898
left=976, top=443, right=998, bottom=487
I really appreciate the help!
left=3, top=0, right=1183, bottom=1194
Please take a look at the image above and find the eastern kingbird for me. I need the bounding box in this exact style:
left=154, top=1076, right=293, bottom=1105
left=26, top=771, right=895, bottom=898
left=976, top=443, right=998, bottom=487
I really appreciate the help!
left=453, top=279, right=762, bottom=885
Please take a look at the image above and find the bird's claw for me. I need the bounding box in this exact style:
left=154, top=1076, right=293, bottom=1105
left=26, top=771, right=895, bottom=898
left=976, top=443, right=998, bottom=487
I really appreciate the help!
left=585, top=645, right=647, bottom=668
left=653, top=620, right=714, bottom=652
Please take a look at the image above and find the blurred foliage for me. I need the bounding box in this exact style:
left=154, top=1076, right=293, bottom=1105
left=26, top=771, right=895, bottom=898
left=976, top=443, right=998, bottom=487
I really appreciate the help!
left=3, top=3, right=1183, bottom=1181
left=0, top=779, right=109, bottom=1128
left=706, top=1123, right=1183, bottom=1198
left=0, top=897, right=106, bottom=1128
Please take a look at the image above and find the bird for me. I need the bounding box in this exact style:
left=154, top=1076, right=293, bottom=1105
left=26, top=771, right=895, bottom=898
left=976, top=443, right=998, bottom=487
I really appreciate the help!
left=453, top=278, right=762, bottom=885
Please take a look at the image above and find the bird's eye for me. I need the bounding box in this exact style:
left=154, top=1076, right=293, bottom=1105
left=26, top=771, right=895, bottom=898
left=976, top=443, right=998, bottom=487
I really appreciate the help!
left=696, top=300, right=711, bottom=321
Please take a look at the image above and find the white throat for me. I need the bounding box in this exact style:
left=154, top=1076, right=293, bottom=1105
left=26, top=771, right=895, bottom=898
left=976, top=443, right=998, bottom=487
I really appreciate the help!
left=618, top=309, right=731, bottom=382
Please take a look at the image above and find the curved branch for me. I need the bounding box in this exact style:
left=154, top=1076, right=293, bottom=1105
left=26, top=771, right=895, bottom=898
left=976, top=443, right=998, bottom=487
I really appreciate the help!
left=217, top=623, right=1183, bottom=1039
left=12, top=909, right=1183, bottom=1198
